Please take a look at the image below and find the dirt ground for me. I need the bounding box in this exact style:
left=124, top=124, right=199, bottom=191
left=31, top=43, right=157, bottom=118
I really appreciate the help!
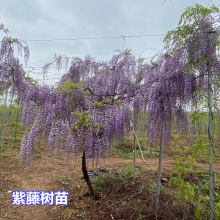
left=0, top=143, right=219, bottom=220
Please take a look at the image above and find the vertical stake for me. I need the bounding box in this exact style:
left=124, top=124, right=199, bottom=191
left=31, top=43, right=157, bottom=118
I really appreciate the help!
left=156, top=124, right=163, bottom=210
left=133, top=131, right=136, bottom=180
left=208, top=61, right=214, bottom=220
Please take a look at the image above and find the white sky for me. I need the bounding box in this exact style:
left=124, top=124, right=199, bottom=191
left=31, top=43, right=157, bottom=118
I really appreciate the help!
left=0, top=0, right=219, bottom=85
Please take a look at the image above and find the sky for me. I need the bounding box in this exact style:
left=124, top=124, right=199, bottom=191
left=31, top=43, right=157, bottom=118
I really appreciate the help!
left=0, top=0, right=219, bottom=85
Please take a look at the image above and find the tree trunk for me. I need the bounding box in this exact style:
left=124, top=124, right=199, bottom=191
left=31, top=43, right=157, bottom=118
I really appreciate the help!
left=82, top=150, right=100, bottom=200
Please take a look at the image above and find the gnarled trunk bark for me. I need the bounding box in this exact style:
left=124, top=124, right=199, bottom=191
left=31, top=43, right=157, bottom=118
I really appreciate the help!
left=82, top=150, right=100, bottom=200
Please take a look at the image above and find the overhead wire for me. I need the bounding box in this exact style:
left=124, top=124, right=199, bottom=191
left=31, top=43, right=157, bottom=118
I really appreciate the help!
left=19, top=33, right=167, bottom=76
left=25, top=34, right=166, bottom=42
left=20, top=33, right=167, bottom=83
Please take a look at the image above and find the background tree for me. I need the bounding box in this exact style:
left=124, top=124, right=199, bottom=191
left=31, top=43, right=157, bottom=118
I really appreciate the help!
left=164, top=4, right=220, bottom=219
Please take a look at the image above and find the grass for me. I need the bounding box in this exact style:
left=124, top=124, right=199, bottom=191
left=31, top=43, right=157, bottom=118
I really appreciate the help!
left=77, top=212, right=86, bottom=218
left=119, top=165, right=134, bottom=180
left=115, top=150, right=133, bottom=158
left=0, top=153, right=9, bottom=158
left=93, top=166, right=135, bottom=193
left=59, top=176, right=67, bottom=183
left=115, top=148, right=159, bottom=159
left=113, top=138, right=159, bottom=159
left=34, top=154, right=41, bottom=159
left=11, top=136, right=22, bottom=142
left=143, top=151, right=159, bottom=158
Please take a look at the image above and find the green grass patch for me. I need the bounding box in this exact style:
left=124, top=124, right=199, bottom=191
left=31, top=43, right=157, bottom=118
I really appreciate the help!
left=11, top=136, right=22, bottom=142
left=119, top=165, right=134, bottom=180
left=59, top=176, right=67, bottom=183
left=93, top=165, right=135, bottom=193
left=34, top=154, right=41, bottom=159
left=113, top=139, right=158, bottom=159
left=0, top=153, right=9, bottom=158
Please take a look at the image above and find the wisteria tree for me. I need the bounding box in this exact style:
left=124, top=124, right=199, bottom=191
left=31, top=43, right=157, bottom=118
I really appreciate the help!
left=0, top=5, right=220, bottom=216
left=0, top=28, right=147, bottom=199
left=145, top=48, right=197, bottom=209
left=164, top=4, right=220, bottom=219
left=0, top=24, right=29, bottom=152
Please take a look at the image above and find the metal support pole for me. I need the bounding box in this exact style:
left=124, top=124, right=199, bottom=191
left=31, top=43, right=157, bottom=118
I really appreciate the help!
left=156, top=126, right=163, bottom=210
left=130, top=120, right=145, bottom=163
left=133, top=132, right=136, bottom=180
left=208, top=62, right=214, bottom=220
